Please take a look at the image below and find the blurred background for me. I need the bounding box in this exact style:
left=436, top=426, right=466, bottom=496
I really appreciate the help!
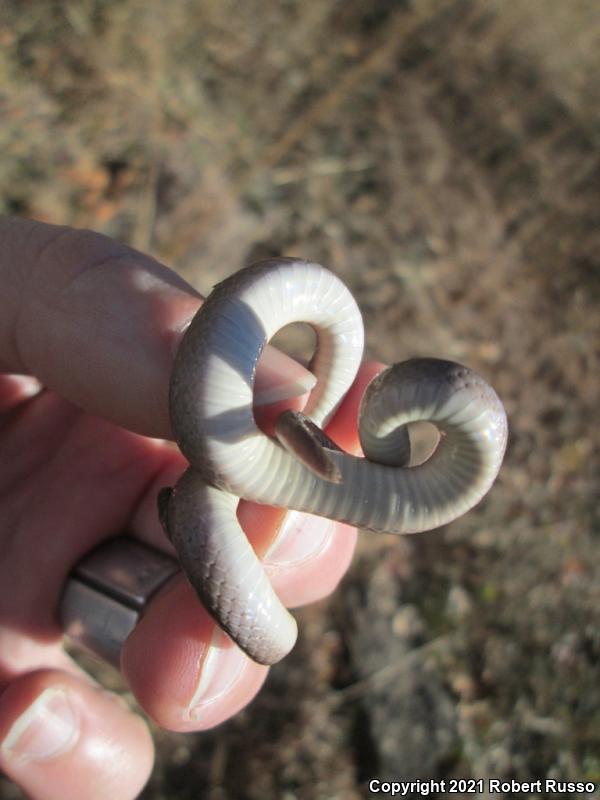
left=1, top=1, right=599, bottom=797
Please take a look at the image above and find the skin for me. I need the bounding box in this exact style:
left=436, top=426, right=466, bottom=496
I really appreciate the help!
left=0, top=216, right=382, bottom=800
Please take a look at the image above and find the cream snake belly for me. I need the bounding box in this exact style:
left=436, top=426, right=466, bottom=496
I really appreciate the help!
left=159, top=259, right=507, bottom=665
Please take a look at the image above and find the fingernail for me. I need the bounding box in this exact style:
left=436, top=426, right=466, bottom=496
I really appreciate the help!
left=9, top=375, right=43, bottom=398
left=1, top=687, right=80, bottom=765
left=254, top=346, right=316, bottom=406
left=188, top=629, right=247, bottom=719
left=263, top=510, right=335, bottom=567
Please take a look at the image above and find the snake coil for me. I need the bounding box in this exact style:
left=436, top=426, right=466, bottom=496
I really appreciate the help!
left=159, top=259, right=507, bottom=665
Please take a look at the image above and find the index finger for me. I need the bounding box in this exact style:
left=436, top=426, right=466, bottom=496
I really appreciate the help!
left=0, top=217, right=313, bottom=438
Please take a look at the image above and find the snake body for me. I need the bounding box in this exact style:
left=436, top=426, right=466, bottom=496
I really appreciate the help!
left=160, top=259, right=507, bottom=665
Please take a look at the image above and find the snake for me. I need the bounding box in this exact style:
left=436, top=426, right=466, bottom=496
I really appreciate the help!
left=158, top=258, right=508, bottom=665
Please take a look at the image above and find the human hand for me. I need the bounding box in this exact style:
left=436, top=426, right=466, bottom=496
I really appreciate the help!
left=0, top=217, right=379, bottom=800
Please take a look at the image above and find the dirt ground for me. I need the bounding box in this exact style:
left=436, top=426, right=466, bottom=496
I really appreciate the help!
left=1, top=1, right=599, bottom=798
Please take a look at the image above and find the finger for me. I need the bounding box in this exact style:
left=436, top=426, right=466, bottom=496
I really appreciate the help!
left=120, top=364, right=384, bottom=728
left=0, top=375, right=43, bottom=415
left=121, top=578, right=268, bottom=732
left=132, top=362, right=385, bottom=598
left=0, top=628, right=90, bottom=690
left=133, top=456, right=357, bottom=608
left=0, top=406, right=173, bottom=638
left=262, top=515, right=357, bottom=607
left=325, top=360, right=386, bottom=452
left=226, top=363, right=385, bottom=603
left=0, top=217, right=314, bottom=438
left=242, top=364, right=384, bottom=606
left=0, top=669, right=153, bottom=800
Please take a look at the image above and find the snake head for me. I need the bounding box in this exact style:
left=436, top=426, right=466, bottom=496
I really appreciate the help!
left=157, top=487, right=174, bottom=541
left=274, top=409, right=344, bottom=483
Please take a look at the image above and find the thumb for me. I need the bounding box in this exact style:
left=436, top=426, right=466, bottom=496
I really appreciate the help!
left=0, top=669, right=153, bottom=800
